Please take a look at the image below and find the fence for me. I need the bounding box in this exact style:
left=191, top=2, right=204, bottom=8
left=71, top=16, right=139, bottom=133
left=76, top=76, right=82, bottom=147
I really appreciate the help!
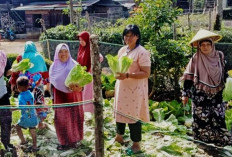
left=39, top=39, right=123, bottom=67
left=177, top=9, right=217, bottom=32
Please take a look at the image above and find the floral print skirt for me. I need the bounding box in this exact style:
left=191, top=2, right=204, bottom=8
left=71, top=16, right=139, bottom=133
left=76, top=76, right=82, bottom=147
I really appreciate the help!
left=192, top=90, right=232, bottom=146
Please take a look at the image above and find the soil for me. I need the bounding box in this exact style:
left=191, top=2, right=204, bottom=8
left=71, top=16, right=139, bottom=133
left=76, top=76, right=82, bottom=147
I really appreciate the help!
left=0, top=39, right=42, bottom=54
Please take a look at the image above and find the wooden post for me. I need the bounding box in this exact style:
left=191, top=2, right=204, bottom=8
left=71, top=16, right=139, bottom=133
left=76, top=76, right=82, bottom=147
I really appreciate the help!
left=187, top=13, right=191, bottom=31
left=90, top=34, right=104, bottom=157
left=173, top=23, right=176, bottom=40
left=86, top=11, right=92, bottom=34
left=209, top=9, right=212, bottom=30
left=46, top=39, right=51, bottom=60
left=69, top=0, right=74, bottom=24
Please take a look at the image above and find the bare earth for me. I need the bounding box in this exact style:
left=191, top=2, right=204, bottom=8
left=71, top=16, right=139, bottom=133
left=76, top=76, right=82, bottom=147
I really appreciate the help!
left=0, top=39, right=42, bottom=54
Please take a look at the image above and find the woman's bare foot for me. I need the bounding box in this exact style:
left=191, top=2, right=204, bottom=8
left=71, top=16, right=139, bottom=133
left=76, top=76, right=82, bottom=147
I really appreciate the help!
left=131, top=142, right=141, bottom=152
left=114, top=134, right=124, bottom=144
left=38, top=122, right=48, bottom=129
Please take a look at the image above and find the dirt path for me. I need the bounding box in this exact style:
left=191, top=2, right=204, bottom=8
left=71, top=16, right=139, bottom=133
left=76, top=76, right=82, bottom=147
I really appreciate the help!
left=0, top=39, right=42, bottom=54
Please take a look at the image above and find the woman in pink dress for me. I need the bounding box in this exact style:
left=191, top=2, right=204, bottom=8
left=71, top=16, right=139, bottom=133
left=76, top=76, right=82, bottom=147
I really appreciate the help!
left=114, top=24, right=151, bottom=154
left=49, top=43, right=84, bottom=150
left=77, top=31, right=103, bottom=113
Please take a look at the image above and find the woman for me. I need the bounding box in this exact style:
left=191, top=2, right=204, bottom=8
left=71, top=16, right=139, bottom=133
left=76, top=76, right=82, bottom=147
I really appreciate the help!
left=0, top=50, right=14, bottom=150
left=114, top=24, right=151, bottom=154
left=49, top=43, right=84, bottom=150
left=77, top=31, right=103, bottom=113
left=182, top=29, right=232, bottom=146
left=10, top=41, right=49, bottom=129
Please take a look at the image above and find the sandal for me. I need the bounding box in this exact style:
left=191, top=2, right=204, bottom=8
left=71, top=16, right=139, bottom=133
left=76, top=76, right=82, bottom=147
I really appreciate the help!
left=57, top=145, right=69, bottom=151
left=126, top=147, right=143, bottom=156
left=20, top=141, right=28, bottom=146
left=23, top=146, right=39, bottom=153
left=69, top=142, right=81, bottom=149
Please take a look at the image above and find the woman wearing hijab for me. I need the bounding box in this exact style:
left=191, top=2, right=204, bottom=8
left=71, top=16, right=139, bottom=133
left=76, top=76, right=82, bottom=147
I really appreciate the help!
left=0, top=50, right=14, bottom=150
left=49, top=43, right=84, bottom=150
left=10, top=41, right=49, bottom=129
left=77, top=31, right=103, bottom=113
left=182, top=29, right=232, bottom=146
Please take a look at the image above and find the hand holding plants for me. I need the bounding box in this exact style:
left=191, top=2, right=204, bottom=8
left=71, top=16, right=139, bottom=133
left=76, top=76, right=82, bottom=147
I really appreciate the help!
left=115, top=72, right=127, bottom=80
left=69, top=83, right=83, bottom=92
left=182, top=96, right=188, bottom=106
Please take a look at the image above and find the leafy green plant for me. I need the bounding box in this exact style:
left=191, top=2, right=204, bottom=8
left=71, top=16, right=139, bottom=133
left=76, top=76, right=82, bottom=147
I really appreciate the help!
left=65, top=64, right=93, bottom=87
left=39, top=24, right=78, bottom=41
left=101, top=74, right=116, bottom=91
left=149, top=99, right=192, bottom=125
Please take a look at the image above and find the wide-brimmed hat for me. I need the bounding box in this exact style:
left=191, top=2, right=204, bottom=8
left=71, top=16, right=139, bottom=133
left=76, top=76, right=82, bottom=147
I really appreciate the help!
left=189, top=29, right=222, bottom=47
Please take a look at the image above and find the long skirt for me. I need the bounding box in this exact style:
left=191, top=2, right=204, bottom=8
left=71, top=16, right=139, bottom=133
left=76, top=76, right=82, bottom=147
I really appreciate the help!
left=192, top=90, right=232, bottom=146
left=82, top=81, right=94, bottom=113
left=53, top=88, right=84, bottom=146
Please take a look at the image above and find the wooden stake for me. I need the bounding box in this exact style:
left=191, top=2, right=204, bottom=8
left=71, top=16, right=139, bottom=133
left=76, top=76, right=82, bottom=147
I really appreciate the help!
left=46, top=39, right=51, bottom=60
left=90, top=34, right=104, bottom=157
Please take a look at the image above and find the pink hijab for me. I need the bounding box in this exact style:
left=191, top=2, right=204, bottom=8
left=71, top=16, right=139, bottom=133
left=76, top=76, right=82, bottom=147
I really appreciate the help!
left=49, top=43, right=77, bottom=93
left=183, top=38, right=224, bottom=95
left=0, top=50, right=7, bottom=77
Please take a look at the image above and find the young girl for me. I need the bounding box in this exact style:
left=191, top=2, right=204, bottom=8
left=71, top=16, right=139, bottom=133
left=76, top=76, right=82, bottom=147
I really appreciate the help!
left=15, top=76, right=39, bottom=152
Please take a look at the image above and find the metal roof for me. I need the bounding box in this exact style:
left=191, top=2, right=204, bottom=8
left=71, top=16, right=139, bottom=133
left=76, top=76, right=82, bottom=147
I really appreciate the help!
left=12, top=1, right=79, bottom=11
left=11, top=0, right=125, bottom=11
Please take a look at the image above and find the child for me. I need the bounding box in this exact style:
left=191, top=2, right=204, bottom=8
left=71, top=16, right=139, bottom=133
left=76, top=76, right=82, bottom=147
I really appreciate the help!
left=15, top=76, right=39, bottom=152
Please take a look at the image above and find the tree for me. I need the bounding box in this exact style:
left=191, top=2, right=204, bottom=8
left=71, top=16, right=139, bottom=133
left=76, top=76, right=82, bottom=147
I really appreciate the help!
left=214, top=0, right=222, bottom=30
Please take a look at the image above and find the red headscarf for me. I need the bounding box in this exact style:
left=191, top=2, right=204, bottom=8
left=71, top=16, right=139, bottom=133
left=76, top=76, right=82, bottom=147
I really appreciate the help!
left=77, top=31, right=91, bottom=72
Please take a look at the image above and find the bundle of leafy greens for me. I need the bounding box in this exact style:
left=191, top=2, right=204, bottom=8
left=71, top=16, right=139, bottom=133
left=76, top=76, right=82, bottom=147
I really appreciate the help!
left=65, top=64, right=92, bottom=87
left=105, top=54, right=133, bottom=77
left=228, top=70, right=232, bottom=77
left=12, top=59, right=33, bottom=73
left=223, top=77, right=232, bottom=102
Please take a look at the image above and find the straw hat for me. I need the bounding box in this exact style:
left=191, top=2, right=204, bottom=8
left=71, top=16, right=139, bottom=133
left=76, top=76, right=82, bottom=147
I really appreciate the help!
left=189, top=29, right=222, bottom=47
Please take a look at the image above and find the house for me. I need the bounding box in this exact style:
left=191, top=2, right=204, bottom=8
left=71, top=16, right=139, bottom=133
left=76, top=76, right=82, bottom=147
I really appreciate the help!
left=223, top=0, right=232, bottom=8
left=82, top=0, right=129, bottom=20
left=0, top=0, right=128, bottom=36
left=176, top=0, right=232, bottom=10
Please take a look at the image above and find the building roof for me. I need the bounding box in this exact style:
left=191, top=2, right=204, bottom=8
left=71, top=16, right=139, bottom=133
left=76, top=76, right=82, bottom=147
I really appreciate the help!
left=11, top=1, right=78, bottom=11
left=12, top=0, right=124, bottom=11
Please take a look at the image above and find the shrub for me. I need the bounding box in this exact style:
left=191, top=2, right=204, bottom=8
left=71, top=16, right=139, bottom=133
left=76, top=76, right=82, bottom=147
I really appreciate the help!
left=146, top=38, right=191, bottom=100
left=217, top=28, right=232, bottom=43
left=39, top=24, right=79, bottom=41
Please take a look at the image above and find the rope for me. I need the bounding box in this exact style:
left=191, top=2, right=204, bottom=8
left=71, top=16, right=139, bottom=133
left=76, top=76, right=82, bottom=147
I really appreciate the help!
left=113, top=108, right=232, bottom=151
left=0, top=99, right=95, bottom=109
left=38, top=39, right=123, bottom=47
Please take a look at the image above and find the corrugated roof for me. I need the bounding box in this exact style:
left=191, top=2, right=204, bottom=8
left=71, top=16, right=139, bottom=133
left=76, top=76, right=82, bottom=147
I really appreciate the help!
left=11, top=0, right=125, bottom=11
left=11, top=1, right=80, bottom=11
